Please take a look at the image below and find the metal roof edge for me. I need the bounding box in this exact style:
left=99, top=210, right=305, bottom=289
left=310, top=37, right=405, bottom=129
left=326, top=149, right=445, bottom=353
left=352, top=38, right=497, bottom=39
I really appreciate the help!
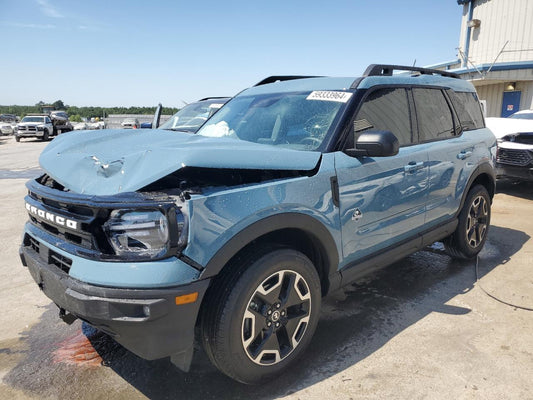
left=450, top=61, right=533, bottom=75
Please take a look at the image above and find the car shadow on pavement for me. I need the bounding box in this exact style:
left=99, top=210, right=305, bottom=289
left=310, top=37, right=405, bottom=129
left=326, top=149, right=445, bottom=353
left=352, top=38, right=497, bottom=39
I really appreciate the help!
left=2, top=225, right=528, bottom=400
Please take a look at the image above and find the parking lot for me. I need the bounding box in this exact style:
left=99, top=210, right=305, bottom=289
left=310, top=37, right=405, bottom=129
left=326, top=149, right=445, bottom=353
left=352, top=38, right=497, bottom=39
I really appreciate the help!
left=0, top=134, right=532, bottom=399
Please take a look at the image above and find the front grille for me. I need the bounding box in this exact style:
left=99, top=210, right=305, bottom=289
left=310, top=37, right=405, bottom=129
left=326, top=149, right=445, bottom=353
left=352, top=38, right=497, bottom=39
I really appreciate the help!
left=23, top=233, right=73, bottom=274
left=18, top=126, right=37, bottom=132
left=49, top=249, right=72, bottom=273
left=497, top=148, right=533, bottom=166
left=27, top=235, right=40, bottom=253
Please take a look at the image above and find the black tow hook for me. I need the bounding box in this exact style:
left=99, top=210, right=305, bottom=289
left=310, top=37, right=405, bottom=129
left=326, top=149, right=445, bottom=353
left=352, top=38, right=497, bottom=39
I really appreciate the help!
left=58, top=307, right=77, bottom=325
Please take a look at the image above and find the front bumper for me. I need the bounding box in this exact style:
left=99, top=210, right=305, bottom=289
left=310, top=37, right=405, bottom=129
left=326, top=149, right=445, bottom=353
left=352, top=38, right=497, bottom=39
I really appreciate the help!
left=16, top=131, right=44, bottom=138
left=20, top=234, right=210, bottom=367
left=496, top=163, right=533, bottom=181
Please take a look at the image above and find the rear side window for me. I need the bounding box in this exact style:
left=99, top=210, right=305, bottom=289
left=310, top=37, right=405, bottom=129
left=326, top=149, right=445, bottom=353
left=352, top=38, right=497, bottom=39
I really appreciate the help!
left=413, top=88, right=455, bottom=142
left=449, top=91, right=485, bottom=131
left=354, top=88, right=412, bottom=146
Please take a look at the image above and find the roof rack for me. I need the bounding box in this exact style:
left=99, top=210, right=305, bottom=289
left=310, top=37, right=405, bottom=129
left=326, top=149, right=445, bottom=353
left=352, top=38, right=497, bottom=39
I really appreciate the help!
left=363, top=64, right=460, bottom=79
left=254, top=75, right=322, bottom=86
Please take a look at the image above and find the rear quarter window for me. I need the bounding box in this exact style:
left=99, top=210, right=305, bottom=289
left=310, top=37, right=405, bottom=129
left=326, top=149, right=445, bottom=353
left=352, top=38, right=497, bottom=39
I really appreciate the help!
left=449, top=91, right=485, bottom=131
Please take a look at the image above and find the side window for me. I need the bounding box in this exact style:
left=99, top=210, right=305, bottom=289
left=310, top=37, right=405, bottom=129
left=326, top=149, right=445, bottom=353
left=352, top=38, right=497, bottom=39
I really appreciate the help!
left=413, top=88, right=455, bottom=142
left=354, top=88, right=412, bottom=146
left=448, top=91, right=485, bottom=131
left=45, top=117, right=51, bottom=124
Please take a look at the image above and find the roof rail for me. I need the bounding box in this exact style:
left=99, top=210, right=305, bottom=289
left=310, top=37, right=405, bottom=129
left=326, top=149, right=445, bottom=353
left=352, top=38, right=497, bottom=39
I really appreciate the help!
left=363, top=64, right=460, bottom=79
left=254, top=75, right=322, bottom=86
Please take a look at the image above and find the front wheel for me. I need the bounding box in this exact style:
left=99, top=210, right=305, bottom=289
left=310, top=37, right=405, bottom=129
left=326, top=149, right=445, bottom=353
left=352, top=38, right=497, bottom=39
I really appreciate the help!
left=444, top=184, right=491, bottom=259
left=42, top=129, right=49, bottom=141
left=201, top=247, right=321, bottom=384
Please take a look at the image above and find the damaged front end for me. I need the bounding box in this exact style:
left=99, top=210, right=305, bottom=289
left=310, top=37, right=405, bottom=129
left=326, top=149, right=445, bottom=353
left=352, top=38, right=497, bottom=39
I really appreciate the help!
left=19, top=173, right=208, bottom=371
left=24, top=173, right=189, bottom=265
left=496, top=132, right=533, bottom=180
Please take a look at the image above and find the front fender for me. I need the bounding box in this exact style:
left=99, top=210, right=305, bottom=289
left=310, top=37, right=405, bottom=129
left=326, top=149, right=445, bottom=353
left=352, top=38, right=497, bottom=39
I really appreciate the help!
left=200, top=211, right=340, bottom=280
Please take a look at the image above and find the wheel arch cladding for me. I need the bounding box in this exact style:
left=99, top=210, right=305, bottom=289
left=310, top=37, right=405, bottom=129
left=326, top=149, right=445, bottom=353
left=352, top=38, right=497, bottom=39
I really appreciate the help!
left=200, top=212, right=339, bottom=297
left=460, top=163, right=496, bottom=214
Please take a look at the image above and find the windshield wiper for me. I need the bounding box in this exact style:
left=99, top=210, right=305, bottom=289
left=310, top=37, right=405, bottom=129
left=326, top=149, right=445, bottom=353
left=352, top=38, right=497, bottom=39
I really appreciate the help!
left=164, top=127, right=196, bottom=133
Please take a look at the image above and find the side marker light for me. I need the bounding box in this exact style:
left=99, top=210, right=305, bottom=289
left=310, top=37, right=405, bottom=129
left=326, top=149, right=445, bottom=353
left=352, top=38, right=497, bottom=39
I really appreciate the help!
left=175, top=292, right=198, bottom=305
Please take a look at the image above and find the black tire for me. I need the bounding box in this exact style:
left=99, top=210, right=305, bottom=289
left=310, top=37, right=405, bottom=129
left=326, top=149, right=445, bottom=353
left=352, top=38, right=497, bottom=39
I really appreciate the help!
left=200, top=246, right=321, bottom=384
left=444, top=184, right=491, bottom=259
left=15, top=136, right=20, bottom=142
left=42, top=129, right=49, bottom=141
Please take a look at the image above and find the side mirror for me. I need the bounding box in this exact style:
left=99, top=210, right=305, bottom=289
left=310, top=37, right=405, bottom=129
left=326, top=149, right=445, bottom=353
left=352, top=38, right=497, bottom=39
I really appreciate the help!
left=152, top=103, right=163, bottom=129
left=344, top=130, right=399, bottom=157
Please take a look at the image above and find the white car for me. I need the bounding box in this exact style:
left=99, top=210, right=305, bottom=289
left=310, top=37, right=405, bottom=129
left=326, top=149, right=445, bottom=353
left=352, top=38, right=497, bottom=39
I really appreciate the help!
left=0, top=122, right=16, bottom=135
left=121, top=118, right=139, bottom=129
left=508, top=109, right=533, bottom=120
left=486, top=110, right=533, bottom=180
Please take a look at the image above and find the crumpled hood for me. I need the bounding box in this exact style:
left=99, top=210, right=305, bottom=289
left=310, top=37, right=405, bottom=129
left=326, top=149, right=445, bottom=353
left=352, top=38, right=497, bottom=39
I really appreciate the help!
left=39, top=129, right=321, bottom=195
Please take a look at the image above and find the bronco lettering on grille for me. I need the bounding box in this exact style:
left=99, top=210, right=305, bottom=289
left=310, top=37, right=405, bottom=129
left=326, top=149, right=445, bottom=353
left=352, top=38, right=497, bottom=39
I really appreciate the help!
left=25, top=202, right=78, bottom=230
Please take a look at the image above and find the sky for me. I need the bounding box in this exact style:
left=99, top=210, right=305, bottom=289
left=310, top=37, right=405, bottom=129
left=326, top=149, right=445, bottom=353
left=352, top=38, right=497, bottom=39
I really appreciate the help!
left=0, top=0, right=465, bottom=108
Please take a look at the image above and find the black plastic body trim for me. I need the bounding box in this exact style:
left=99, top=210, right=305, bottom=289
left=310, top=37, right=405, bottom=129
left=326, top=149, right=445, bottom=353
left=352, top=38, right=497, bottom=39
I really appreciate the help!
left=330, top=176, right=340, bottom=208
left=339, top=220, right=458, bottom=286
left=456, top=162, right=496, bottom=213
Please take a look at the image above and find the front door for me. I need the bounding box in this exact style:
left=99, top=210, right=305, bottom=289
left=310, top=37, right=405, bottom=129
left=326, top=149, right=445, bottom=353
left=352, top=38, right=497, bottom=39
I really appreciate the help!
left=336, top=87, right=428, bottom=268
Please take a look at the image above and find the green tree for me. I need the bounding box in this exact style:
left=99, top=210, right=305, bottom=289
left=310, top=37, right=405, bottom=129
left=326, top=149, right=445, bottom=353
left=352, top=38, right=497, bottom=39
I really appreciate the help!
left=53, top=100, right=65, bottom=110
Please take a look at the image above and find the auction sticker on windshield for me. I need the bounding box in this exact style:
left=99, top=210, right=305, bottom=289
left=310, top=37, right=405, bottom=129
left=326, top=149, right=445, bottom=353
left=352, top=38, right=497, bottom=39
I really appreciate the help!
left=306, top=91, right=353, bottom=103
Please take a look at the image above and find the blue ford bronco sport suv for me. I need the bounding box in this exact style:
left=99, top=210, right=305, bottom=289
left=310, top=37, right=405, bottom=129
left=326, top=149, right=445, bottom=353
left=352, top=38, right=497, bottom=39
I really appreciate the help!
left=20, top=65, right=496, bottom=384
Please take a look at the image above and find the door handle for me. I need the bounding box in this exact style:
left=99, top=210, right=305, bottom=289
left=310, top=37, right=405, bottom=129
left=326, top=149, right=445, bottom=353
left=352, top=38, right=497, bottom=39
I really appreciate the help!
left=404, top=161, right=424, bottom=173
left=457, top=150, right=473, bottom=160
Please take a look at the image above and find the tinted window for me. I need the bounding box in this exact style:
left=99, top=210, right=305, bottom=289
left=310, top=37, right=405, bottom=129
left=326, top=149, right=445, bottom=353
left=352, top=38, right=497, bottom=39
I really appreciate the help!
left=413, top=88, right=455, bottom=141
left=354, top=88, right=412, bottom=146
left=449, top=91, right=485, bottom=130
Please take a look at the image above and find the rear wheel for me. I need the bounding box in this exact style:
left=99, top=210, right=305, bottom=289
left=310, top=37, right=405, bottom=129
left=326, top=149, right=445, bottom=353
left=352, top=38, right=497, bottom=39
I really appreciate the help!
left=444, top=184, right=490, bottom=259
left=201, top=246, right=321, bottom=384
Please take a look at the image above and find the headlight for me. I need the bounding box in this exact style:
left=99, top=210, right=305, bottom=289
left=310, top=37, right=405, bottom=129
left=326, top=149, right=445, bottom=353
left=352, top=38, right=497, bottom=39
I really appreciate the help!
left=104, top=210, right=170, bottom=259
left=37, top=126, right=44, bottom=131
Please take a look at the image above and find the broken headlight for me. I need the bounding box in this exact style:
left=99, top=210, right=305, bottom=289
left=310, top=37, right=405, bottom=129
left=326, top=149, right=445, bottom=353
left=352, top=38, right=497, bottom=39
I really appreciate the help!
left=104, top=210, right=171, bottom=259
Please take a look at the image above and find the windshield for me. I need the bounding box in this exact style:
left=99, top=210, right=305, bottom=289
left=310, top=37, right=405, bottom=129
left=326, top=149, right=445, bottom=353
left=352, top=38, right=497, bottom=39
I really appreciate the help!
left=22, top=117, right=45, bottom=123
left=196, top=91, right=349, bottom=151
left=159, top=100, right=227, bottom=133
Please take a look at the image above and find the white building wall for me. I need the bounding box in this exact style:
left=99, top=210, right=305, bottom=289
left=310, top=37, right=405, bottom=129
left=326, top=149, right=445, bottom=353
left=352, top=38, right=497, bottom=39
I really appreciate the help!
left=459, top=0, right=533, bottom=65
left=475, top=84, right=504, bottom=117
left=475, top=81, right=533, bottom=117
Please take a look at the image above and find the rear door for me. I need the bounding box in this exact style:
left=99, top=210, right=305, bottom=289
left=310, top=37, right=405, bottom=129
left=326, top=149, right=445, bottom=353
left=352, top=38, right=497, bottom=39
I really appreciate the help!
left=414, top=89, right=482, bottom=226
